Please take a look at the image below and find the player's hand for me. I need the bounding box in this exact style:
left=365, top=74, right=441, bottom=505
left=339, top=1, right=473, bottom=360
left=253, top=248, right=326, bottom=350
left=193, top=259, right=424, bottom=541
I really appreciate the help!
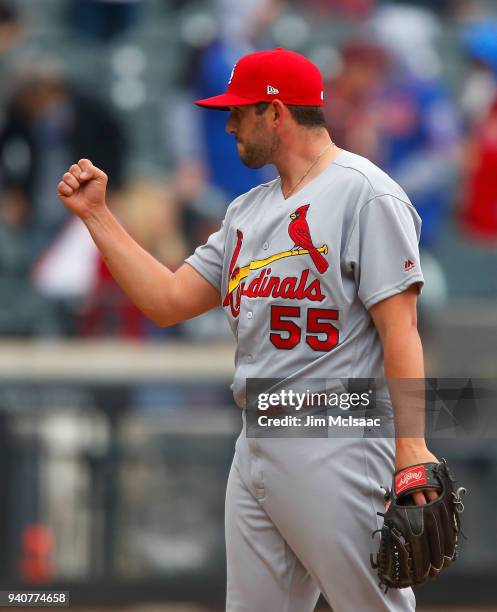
left=57, top=158, right=108, bottom=220
left=388, top=442, right=440, bottom=509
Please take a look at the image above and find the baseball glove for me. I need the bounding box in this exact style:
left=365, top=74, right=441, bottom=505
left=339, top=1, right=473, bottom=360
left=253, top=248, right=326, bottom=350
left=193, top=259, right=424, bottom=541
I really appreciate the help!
left=370, top=459, right=467, bottom=591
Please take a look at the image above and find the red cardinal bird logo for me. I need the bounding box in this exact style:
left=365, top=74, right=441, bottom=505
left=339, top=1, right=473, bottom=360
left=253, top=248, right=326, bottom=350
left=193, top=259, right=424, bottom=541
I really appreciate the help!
left=288, top=204, right=329, bottom=274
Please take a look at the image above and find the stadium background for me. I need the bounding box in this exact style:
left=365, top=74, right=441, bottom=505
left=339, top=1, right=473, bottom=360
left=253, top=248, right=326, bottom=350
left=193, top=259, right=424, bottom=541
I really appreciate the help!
left=0, top=0, right=496, bottom=610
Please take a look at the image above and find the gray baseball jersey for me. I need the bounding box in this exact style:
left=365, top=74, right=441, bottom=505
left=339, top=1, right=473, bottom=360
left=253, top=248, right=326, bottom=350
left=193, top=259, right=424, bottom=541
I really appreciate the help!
left=186, top=149, right=424, bottom=407
left=185, top=149, right=423, bottom=612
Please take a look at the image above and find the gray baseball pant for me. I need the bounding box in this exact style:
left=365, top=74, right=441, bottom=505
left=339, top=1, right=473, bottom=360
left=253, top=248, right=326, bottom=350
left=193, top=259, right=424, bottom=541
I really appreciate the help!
left=225, top=412, right=416, bottom=611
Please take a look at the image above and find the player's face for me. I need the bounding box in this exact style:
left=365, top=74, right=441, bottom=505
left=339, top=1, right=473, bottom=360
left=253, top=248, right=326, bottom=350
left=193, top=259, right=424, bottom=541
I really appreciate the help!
left=226, top=105, right=280, bottom=169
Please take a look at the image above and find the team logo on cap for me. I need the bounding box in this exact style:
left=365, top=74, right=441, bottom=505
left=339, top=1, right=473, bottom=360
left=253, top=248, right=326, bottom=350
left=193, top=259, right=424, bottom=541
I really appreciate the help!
left=228, top=63, right=237, bottom=85
left=267, top=85, right=280, bottom=95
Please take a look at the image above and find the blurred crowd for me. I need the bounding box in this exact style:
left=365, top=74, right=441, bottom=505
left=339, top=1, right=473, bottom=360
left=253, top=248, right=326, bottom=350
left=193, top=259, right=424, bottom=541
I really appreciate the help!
left=0, top=0, right=497, bottom=339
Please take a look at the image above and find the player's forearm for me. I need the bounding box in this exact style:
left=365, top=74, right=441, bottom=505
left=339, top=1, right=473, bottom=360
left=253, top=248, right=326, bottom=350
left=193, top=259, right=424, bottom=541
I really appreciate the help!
left=382, top=326, right=428, bottom=455
left=83, top=206, right=180, bottom=326
left=382, top=325, right=424, bottom=379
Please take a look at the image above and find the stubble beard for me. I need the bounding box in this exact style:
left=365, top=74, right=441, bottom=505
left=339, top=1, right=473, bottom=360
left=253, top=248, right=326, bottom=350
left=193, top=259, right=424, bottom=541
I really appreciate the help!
left=238, top=130, right=280, bottom=169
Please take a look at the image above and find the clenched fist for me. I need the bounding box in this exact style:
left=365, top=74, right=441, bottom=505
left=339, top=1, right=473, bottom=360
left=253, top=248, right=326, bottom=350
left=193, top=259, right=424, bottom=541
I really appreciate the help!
left=57, top=159, right=108, bottom=220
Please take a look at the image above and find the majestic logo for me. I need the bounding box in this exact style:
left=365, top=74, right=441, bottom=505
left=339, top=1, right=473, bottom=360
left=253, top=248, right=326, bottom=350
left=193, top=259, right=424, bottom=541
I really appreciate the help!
left=267, top=85, right=280, bottom=95
left=395, top=465, right=427, bottom=495
left=223, top=206, right=329, bottom=318
left=404, top=259, right=415, bottom=272
left=228, top=63, right=237, bottom=85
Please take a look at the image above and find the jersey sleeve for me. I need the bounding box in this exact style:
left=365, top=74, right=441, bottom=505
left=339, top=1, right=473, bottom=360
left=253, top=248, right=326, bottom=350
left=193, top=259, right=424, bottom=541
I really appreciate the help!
left=344, top=195, right=425, bottom=310
left=184, top=217, right=227, bottom=292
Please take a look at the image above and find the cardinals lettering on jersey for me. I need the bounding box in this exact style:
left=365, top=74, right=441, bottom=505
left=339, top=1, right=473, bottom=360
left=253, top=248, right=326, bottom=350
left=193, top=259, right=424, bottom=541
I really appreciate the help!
left=223, top=208, right=330, bottom=318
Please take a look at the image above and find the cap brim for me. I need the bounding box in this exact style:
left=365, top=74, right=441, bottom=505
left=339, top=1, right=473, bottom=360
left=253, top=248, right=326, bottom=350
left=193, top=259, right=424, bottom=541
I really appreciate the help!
left=195, top=93, right=257, bottom=110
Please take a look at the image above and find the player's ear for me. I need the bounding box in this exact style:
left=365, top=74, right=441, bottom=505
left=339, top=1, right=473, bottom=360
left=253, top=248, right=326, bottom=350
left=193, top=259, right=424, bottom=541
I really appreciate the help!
left=271, top=100, right=285, bottom=127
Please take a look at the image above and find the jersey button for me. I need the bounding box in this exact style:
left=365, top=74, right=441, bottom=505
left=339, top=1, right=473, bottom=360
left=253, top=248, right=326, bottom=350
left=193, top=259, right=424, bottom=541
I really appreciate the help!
left=247, top=311, right=253, bottom=319
left=262, top=242, right=269, bottom=250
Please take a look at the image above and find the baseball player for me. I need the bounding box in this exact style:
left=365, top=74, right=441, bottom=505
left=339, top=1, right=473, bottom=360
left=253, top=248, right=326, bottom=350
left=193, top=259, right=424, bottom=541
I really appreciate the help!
left=58, top=48, right=441, bottom=611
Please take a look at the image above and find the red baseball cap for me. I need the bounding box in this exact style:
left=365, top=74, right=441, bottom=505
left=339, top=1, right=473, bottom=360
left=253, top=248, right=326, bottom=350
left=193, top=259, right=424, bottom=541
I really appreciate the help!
left=195, top=48, right=324, bottom=110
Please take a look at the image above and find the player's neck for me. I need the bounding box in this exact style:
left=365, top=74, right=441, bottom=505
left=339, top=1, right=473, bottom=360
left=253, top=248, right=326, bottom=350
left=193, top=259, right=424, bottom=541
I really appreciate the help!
left=275, top=133, right=340, bottom=199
